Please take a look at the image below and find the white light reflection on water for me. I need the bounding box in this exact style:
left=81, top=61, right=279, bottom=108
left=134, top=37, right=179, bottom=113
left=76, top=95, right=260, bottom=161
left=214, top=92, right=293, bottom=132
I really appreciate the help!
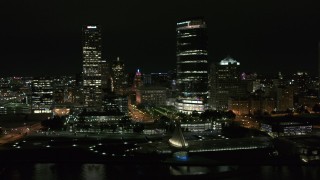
left=34, top=163, right=58, bottom=180
left=2, top=164, right=320, bottom=179
left=32, top=163, right=106, bottom=180
left=81, top=164, right=106, bottom=180
left=169, top=166, right=209, bottom=175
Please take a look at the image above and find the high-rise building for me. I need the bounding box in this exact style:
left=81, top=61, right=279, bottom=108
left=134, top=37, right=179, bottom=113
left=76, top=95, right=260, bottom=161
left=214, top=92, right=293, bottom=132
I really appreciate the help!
left=276, top=86, right=294, bottom=111
left=100, top=59, right=110, bottom=95
left=111, top=57, right=127, bottom=95
left=31, top=77, right=53, bottom=113
left=175, top=18, right=209, bottom=114
left=82, top=25, right=102, bottom=111
left=133, top=69, right=143, bottom=91
left=209, top=57, right=245, bottom=110
left=292, top=71, right=312, bottom=96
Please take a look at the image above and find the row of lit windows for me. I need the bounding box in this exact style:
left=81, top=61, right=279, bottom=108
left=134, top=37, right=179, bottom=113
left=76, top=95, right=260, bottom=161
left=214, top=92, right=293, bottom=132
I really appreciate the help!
left=83, top=117, right=122, bottom=122
left=181, top=91, right=207, bottom=95
left=177, top=24, right=205, bottom=31
left=34, top=109, right=52, bottom=113
left=83, top=83, right=101, bottom=86
left=178, top=34, right=197, bottom=38
left=183, top=50, right=207, bottom=53
left=83, top=47, right=98, bottom=50
left=83, top=51, right=101, bottom=54
left=189, top=146, right=263, bottom=153
left=176, top=102, right=204, bottom=112
left=177, top=52, right=207, bottom=56
left=178, top=60, right=207, bottom=63
left=177, top=43, right=191, bottom=46
left=178, top=71, right=208, bottom=74
left=83, top=64, right=100, bottom=67
left=179, top=77, right=207, bottom=81
left=83, top=58, right=101, bottom=61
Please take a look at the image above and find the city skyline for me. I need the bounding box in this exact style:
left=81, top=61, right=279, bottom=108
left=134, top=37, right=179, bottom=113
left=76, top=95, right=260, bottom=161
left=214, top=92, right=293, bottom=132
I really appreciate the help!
left=1, top=1, right=320, bottom=76
left=2, top=1, right=320, bottom=178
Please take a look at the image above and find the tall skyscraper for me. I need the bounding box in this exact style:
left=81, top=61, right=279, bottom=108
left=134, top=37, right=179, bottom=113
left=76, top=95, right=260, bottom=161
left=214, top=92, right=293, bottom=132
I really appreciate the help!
left=100, top=58, right=115, bottom=107
left=175, top=18, right=209, bottom=114
left=209, top=57, right=242, bottom=110
left=82, top=25, right=102, bottom=111
left=133, top=69, right=143, bottom=91
left=111, top=57, right=127, bottom=95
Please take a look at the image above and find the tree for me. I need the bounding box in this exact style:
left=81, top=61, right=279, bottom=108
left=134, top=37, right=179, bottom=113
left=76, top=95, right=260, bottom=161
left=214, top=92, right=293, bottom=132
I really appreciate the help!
left=111, top=124, right=117, bottom=133
left=41, top=116, right=65, bottom=130
left=297, top=106, right=309, bottom=114
left=191, top=110, right=199, bottom=117
left=120, top=116, right=132, bottom=130
left=200, top=110, right=221, bottom=121
left=133, top=122, right=144, bottom=133
left=177, top=112, right=188, bottom=122
left=156, top=116, right=172, bottom=132
left=225, top=110, right=236, bottom=120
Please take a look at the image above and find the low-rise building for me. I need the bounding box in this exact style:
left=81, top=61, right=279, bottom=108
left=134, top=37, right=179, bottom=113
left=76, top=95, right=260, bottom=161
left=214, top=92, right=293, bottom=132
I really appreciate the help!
left=136, top=86, right=167, bottom=106
left=260, top=119, right=312, bottom=137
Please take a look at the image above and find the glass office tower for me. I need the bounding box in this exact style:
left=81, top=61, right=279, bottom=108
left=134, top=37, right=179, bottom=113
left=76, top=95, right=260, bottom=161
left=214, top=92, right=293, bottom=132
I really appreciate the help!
left=82, top=25, right=102, bottom=111
left=175, top=18, right=209, bottom=114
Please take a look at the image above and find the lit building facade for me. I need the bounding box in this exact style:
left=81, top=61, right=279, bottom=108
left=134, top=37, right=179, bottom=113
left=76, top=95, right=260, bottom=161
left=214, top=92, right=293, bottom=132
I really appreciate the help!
left=133, top=69, right=143, bottom=91
left=100, top=59, right=110, bottom=96
left=82, top=25, right=102, bottom=111
left=228, top=92, right=276, bottom=116
left=31, top=77, right=53, bottom=113
left=114, top=96, right=129, bottom=115
left=292, top=71, right=312, bottom=96
left=276, top=86, right=294, bottom=111
left=260, top=121, right=312, bottom=137
left=111, top=57, right=126, bottom=95
left=101, top=94, right=128, bottom=115
left=210, top=57, right=243, bottom=110
left=0, top=103, right=31, bottom=115
left=298, top=96, right=320, bottom=111
left=175, top=18, right=209, bottom=114
left=136, top=86, right=167, bottom=106
left=151, top=73, right=171, bottom=87
left=228, top=97, right=250, bottom=115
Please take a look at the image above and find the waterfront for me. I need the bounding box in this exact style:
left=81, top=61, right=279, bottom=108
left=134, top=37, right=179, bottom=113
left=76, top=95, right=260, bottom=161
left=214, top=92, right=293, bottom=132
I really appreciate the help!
left=1, top=163, right=320, bottom=180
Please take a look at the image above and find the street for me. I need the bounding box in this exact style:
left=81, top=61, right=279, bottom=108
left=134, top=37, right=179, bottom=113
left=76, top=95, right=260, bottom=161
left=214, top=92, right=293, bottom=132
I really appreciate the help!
left=0, top=122, right=42, bottom=145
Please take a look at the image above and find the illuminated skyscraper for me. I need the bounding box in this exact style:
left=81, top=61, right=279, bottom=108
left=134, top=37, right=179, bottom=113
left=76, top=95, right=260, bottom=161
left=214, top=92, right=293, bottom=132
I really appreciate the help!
left=82, top=25, right=102, bottom=111
left=111, top=57, right=127, bottom=95
left=175, top=18, right=209, bottom=114
left=209, top=57, right=241, bottom=110
left=133, top=69, right=143, bottom=91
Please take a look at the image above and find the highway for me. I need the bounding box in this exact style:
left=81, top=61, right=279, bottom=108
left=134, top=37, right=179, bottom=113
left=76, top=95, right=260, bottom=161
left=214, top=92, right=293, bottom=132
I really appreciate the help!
left=0, top=122, right=42, bottom=145
left=128, top=104, right=154, bottom=123
left=234, top=115, right=260, bottom=129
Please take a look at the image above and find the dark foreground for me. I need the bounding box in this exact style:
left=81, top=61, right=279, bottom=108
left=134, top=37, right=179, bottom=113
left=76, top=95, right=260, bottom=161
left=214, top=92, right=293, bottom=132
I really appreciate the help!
left=0, top=134, right=320, bottom=179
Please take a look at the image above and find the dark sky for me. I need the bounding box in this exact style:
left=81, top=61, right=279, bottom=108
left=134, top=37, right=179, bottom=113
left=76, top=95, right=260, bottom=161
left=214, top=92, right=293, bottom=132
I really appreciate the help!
left=1, top=0, right=320, bottom=77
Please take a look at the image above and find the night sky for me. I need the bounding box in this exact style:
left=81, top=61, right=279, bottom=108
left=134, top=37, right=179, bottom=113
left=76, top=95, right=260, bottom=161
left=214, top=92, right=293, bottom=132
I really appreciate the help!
left=1, top=0, right=320, bottom=77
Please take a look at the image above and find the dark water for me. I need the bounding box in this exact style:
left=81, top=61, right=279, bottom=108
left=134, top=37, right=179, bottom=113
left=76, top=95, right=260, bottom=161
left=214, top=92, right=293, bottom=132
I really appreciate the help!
left=1, top=164, right=320, bottom=180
